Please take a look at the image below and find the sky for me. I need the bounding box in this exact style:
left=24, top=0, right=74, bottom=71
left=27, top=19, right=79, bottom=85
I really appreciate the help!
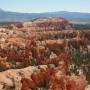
left=0, top=0, right=90, bottom=13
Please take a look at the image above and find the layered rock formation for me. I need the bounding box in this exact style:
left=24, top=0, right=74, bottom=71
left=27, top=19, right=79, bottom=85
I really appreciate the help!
left=0, top=17, right=89, bottom=90
left=23, top=17, right=72, bottom=31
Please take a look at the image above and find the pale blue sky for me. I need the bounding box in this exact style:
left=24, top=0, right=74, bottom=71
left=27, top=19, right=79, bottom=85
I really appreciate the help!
left=0, top=0, right=90, bottom=13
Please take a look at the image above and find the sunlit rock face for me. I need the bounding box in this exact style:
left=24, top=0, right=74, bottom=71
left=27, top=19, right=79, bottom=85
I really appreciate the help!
left=23, top=17, right=72, bottom=31
left=0, top=17, right=89, bottom=90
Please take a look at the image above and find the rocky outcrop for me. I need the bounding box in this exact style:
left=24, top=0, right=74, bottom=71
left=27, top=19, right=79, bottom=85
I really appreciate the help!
left=0, top=65, right=87, bottom=90
left=23, top=17, right=72, bottom=31
left=0, top=65, right=47, bottom=90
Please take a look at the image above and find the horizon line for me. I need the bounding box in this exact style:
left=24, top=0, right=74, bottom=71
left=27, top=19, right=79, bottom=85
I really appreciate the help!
left=1, top=8, right=90, bottom=14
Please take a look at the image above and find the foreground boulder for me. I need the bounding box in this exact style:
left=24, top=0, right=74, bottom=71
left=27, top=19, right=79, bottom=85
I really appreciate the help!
left=0, top=65, right=87, bottom=90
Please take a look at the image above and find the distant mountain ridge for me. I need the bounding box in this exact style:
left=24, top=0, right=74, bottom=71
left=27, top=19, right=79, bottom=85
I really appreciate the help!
left=0, top=9, right=90, bottom=24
